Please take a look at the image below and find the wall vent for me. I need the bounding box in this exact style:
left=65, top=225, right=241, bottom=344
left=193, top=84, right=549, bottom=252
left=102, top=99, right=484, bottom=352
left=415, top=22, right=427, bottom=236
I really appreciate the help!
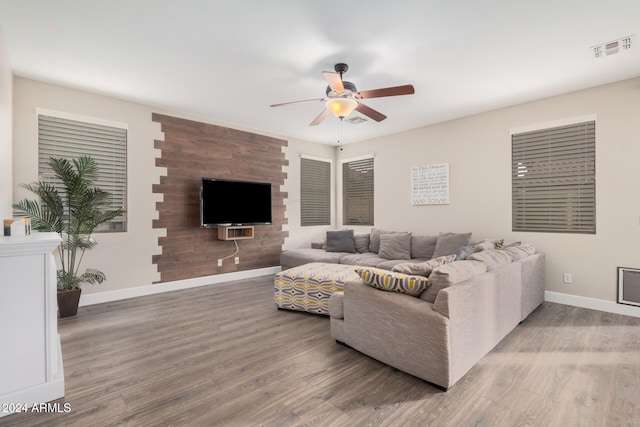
left=593, top=35, right=634, bottom=58
left=617, top=267, right=640, bottom=306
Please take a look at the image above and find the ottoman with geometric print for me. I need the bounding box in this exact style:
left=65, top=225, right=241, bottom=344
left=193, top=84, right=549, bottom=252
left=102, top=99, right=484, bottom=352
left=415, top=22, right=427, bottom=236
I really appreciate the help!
left=274, top=262, right=359, bottom=315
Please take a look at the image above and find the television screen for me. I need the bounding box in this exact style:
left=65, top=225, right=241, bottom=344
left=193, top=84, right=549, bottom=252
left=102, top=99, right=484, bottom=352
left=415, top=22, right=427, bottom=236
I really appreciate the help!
left=200, top=178, right=272, bottom=227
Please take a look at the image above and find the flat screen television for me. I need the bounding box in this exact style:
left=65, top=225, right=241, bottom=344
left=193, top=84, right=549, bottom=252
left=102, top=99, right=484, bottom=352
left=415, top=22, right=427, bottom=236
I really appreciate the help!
left=200, top=178, right=272, bottom=227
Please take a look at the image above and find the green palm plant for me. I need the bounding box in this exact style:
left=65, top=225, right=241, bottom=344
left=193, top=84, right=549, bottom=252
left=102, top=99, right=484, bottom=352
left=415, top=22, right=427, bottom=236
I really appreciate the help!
left=13, top=155, right=124, bottom=291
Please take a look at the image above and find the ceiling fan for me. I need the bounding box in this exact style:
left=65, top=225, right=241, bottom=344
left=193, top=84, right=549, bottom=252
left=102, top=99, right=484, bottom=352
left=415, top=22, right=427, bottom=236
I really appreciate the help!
left=270, top=63, right=415, bottom=126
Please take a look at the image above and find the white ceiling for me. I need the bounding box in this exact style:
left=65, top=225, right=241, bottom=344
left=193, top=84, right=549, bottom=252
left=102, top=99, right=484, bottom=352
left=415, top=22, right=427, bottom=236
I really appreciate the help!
left=1, top=0, right=639, bottom=145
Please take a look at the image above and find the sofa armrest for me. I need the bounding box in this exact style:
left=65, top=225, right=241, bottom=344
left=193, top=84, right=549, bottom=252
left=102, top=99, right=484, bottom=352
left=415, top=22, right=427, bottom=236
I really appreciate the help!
left=329, top=291, right=344, bottom=319
left=342, top=280, right=453, bottom=388
left=432, top=262, right=522, bottom=386
left=517, top=252, right=545, bottom=320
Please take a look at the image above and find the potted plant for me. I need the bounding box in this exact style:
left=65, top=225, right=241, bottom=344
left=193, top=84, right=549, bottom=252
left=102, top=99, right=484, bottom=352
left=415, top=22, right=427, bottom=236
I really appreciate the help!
left=13, top=155, right=123, bottom=317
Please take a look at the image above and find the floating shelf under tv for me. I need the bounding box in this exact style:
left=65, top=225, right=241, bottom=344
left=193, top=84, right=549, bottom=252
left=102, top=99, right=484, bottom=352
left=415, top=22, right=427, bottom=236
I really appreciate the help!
left=217, top=225, right=254, bottom=241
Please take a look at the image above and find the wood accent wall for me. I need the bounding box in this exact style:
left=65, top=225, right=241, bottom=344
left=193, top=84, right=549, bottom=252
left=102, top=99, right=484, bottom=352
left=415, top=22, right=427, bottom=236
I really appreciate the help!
left=151, top=113, right=288, bottom=283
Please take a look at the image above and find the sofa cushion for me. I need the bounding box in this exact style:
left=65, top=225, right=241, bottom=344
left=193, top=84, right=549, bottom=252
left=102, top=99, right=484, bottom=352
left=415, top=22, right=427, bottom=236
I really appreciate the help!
left=392, top=254, right=457, bottom=276
left=410, top=235, right=438, bottom=259
left=375, top=258, right=429, bottom=270
left=378, top=232, right=412, bottom=260
left=354, top=233, right=371, bottom=253
left=326, top=229, right=356, bottom=253
left=420, top=260, right=487, bottom=303
left=356, top=267, right=431, bottom=297
left=467, top=249, right=513, bottom=270
left=340, top=252, right=388, bottom=267
left=432, top=232, right=472, bottom=258
left=503, top=243, right=536, bottom=260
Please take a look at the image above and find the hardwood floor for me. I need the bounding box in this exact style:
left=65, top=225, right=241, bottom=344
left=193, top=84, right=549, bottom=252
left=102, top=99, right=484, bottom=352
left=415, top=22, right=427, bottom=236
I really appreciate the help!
left=3, top=275, right=639, bottom=426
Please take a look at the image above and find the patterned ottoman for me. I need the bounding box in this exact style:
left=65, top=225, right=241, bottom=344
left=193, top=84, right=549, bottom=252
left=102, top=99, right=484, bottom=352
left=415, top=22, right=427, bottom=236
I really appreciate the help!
left=274, top=262, right=360, bottom=315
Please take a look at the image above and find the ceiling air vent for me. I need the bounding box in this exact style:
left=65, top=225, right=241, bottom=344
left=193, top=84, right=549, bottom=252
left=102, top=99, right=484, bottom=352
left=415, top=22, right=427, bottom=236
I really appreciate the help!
left=593, top=35, right=634, bottom=58
left=345, top=116, right=367, bottom=124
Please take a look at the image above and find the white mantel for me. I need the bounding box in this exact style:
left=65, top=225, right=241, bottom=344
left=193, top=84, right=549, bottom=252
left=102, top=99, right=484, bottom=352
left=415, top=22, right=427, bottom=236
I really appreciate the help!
left=0, top=232, right=65, bottom=417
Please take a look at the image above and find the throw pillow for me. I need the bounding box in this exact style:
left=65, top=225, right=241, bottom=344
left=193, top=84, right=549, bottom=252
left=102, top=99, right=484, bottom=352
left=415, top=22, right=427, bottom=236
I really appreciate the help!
left=410, top=235, right=438, bottom=259
left=432, top=232, right=472, bottom=258
left=479, top=238, right=505, bottom=250
left=503, top=241, right=522, bottom=249
left=325, top=229, right=356, bottom=253
left=369, top=228, right=405, bottom=253
left=473, top=241, right=495, bottom=252
left=420, top=260, right=487, bottom=303
left=354, top=233, right=371, bottom=253
left=503, top=243, right=536, bottom=260
left=392, top=254, right=457, bottom=276
left=356, top=267, right=430, bottom=297
left=466, top=250, right=513, bottom=270
left=454, top=244, right=475, bottom=260
left=378, top=233, right=412, bottom=260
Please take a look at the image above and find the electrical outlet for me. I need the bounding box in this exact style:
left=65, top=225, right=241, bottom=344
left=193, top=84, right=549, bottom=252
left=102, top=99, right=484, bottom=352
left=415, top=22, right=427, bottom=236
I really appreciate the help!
left=563, top=273, right=572, bottom=284
left=217, top=259, right=223, bottom=267
left=235, top=257, right=240, bottom=265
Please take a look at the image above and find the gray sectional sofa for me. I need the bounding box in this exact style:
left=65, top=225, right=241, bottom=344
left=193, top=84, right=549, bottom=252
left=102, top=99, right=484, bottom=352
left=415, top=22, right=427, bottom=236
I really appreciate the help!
left=279, top=228, right=545, bottom=390
left=329, top=246, right=545, bottom=390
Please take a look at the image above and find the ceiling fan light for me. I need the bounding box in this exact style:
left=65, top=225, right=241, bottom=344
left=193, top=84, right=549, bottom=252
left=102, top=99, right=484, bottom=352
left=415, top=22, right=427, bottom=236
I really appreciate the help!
left=326, top=98, right=358, bottom=118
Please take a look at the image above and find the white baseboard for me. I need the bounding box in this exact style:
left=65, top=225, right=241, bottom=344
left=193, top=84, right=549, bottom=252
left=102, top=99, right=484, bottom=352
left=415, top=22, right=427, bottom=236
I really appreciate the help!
left=545, top=291, right=640, bottom=318
left=79, top=266, right=282, bottom=307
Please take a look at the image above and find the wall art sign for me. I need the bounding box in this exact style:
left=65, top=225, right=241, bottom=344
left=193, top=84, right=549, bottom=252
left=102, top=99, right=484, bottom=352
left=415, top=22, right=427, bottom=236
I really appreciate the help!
left=411, top=163, right=450, bottom=205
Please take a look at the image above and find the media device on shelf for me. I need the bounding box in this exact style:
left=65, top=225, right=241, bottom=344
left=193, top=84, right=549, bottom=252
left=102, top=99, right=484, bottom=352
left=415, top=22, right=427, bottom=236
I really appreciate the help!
left=200, top=178, right=272, bottom=227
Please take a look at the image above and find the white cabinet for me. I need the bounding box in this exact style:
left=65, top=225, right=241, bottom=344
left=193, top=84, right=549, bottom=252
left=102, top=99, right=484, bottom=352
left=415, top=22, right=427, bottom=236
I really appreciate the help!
left=0, top=232, right=64, bottom=417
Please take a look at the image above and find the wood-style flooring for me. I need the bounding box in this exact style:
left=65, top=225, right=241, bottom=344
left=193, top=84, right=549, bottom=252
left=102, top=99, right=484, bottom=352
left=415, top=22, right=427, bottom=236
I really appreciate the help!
left=3, top=275, right=640, bottom=426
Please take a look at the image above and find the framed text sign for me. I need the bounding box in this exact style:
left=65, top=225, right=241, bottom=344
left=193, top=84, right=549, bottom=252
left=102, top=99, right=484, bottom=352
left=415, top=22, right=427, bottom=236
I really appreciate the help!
left=411, top=163, right=450, bottom=205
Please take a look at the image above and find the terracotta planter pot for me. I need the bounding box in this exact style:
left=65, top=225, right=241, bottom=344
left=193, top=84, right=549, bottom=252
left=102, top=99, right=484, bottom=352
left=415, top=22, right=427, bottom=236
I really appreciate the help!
left=57, top=288, right=82, bottom=318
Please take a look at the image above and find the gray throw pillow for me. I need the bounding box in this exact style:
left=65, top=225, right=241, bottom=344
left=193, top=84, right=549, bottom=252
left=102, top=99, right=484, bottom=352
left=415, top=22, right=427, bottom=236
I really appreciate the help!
left=378, top=233, right=412, bottom=260
left=325, top=229, right=356, bottom=253
left=354, top=233, right=371, bottom=253
left=392, top=254, right=457, bottom=276
left=454, top=244, right=475, bottom=260
left=369, top=228, right=396, bottom=253
left=410, top=235, right=438, bottom=259
left=432, top=232, right=472, bottom=258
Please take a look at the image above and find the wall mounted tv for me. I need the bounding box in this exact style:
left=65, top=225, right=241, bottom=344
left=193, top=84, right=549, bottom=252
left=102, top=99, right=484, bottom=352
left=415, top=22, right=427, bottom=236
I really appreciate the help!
left=200, top=178, right=272, bottom=227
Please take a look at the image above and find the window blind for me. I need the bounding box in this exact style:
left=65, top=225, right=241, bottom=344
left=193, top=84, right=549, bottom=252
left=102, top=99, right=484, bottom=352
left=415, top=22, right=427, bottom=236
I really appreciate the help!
left=38, top=114, right=128, bottom=231
left=512, top=121, right=595, bottom=234
left=300, top=158, right=331, bottom=226
left=342, top=157, right=374, bottom=226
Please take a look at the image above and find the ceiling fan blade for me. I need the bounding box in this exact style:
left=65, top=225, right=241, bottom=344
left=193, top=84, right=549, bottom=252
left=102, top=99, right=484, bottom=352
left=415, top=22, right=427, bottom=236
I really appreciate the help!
left=322, top=71, right=344, bottom=94
left=355, top=102, right=387, bottom=122
left=310, top=108, right=330, bottom=126
left=355, top=84, right=415, bottom=99
left=270, top=97, right=325, bottom=108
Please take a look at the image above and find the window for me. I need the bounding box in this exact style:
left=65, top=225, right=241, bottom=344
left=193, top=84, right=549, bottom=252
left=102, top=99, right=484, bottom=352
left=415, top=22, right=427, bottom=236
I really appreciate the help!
left=512, top=120, right=595, bottom=234
left=342, top=156, right=374, bottom=226
left=300, top=157, right=331, bottom=226
left=38, top=114, right=128, bottom=231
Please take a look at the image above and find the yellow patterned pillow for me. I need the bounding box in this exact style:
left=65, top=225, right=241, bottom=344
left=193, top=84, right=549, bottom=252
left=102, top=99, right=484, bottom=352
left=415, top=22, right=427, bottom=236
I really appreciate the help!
left=356, top=267, right=430, bottom=297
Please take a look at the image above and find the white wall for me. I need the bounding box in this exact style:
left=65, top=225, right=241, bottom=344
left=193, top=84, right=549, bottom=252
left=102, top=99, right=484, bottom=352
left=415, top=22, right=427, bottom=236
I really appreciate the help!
left=11, top=74, right=640, bottom=312
left=11, top=77, right=327, bottom=298
left=336, top=77, right=640, bottom=306
left=0, top=27, right=12, bottom=220
left=12, top=78, right=165, bottom=294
